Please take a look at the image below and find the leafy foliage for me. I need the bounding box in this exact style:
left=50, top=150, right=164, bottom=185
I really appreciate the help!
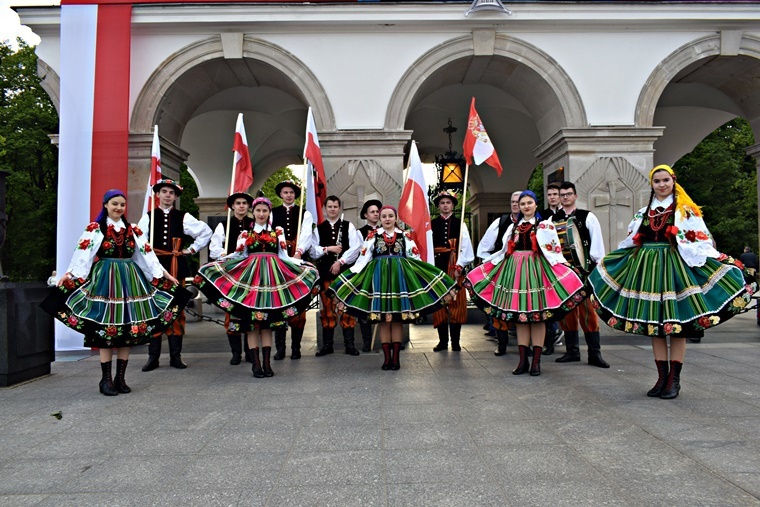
left=260, top=166, right=301, bottom=207
left=179, top=164, right=199, bottom=218
left=527, top=163, right=545, bottom=211
left=674, top=118, right=757, bottom=256
left=0, top=40, right=59, bottom=280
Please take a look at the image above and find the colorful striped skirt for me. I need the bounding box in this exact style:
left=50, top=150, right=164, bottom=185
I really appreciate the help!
left=195, top=252, right=319, bottom=329
left=589, top=242, right=751, bottom=337
left=465, top=250, right=588, bottom=323
left=40, top=258, right=190, bottom=348
left=326, top=255, right=458, bottom=322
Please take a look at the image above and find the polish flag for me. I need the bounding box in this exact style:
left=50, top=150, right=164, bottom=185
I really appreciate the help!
left=231, top=113, right=254, bottom=195
left=303, top=107, right=327, bottom=223
left=462, top=97, right=503, bottom=176
left=399, top=141, right=434, bottom=264
left=143, top=125, right=162, bottom=213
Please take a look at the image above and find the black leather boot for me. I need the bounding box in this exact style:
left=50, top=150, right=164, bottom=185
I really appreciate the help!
left=555, top=330, right=581, bottom=363
left=243, top=337, right=253, bottom=363
left=433, top=324, right=449, bottom=352
left=251, top=348, right=264, bottom=378
left=512, top=345, right=530, bottom=375
left=99, top=361, right=118, bottom=396
left=316, top=327, right=335, bottom=356
left=360, top=321, right=373, bottom=352
left=343, top=327, right=360, bottom=356
left=585, top=331, right=610, bottom=368
left=381, top=343, right=392, bottom=370
left=391, top=342, right=401, bottom=370
left=273, top=328, right=287, bottom=360
left=542, top=325, right=554, bottom=355
left=494, top=329, right=509, bottom=356
left=227, top=333, right=242, bottom=365
left=112, top=359, right=131, bottom=394
left=450, top=324, right=462, bottom=351
left=660, top=360, right=682, bottom=399
left=168, top=335, right=187, bottom=369
left=262, top=346, right=274, bottom=377
left=141, top=337, right=161, bottom=371
left=290, top=327, right=304, bottom=359
left=529, top=346, right=542, bottom=376
left=647, top=360, right=670, bottom=397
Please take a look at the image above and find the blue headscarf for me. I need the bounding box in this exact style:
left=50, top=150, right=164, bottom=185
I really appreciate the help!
left=95, top=189, right=127, bottom=223
left=516, top=190, right=542, bottom=223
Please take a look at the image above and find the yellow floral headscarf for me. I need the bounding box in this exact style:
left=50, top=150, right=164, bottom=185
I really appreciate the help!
left=649, top=164, right=702, bottom=218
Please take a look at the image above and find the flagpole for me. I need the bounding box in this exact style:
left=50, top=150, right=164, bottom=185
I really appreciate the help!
left=150, top=197, right=155, bottom=245
left=224, top=123, right=239, bottom=254
left=458, top=163, right=470, bottom=263
left=295, top=110, right=311, bottom=253
left=149, top=125, right=157, bottom=246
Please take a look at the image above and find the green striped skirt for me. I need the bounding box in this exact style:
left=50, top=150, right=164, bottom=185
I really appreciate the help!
left=41, top=258, right=190, bottom=348
left=589, top=242, right=751, bottom=337
left=326, top=255, right=457, bottom=322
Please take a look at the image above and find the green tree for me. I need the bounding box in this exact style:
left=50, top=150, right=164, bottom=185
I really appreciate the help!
left=179, top=163, right=199, bottom=218
left=0, top=40, right=59, bottom=280
left=527, top=163, right=545, bottom=211
left=674, top=118, right=757, bottom=257
left=260, top=166, right=301, bottom=207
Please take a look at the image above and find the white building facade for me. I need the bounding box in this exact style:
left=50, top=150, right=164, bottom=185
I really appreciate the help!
left=17, top=0, right=760, bottom=256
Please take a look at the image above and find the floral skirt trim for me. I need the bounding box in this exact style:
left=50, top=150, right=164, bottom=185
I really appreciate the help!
left=195, top=252, right=320, bottom=325
left=464, top=250, right=588, bottom=323
left=326, top=256, right=458, bottom=322
left=589, top=242, right=753, bottom=337
left=40, top=258, right=191, bottom=348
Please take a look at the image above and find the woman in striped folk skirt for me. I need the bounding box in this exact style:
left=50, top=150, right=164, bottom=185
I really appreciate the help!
left=195, top=197, right=319, bottom=379
left=589, top=165, right=754, bottom=399
left=327, top=205, right=458, bottom=371
left=41, top=189, right=189, bottom=396
left=465, top=191, right=588, bottom=376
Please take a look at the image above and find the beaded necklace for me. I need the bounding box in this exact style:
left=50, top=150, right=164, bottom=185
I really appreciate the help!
left=382, top=229, right=397, bottom=246
left=647, top=206, right=673, bottom=233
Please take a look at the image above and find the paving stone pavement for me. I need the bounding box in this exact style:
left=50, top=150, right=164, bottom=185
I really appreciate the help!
left=2, top=305, right=760, bottom=506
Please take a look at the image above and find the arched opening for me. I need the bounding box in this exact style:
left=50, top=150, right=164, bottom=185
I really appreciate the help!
left=131, top=36, right=334, bottom=198
left=637, top=33, right=760, bottom=165
left=386, top=33, right=585, bottom=237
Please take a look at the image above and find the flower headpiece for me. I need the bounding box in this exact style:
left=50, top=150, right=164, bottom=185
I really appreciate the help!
left=252, top=196, right=272, bottom=209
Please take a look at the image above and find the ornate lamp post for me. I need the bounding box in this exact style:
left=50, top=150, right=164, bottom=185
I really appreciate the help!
left=434, top=119, right=466, bottom=193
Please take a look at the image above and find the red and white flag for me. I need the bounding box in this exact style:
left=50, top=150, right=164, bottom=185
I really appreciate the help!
left=399, top=141, right=434, bottom=264
left=462, top=97, right=503, bottom=176
left=143, top=125, right=162, bottom=213
left=231, top=113, right=254, bottom=195
left=304, top=107, right=327, bottom=223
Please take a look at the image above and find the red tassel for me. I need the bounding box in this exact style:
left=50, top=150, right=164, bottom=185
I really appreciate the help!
left=531, top=231, right=538, bottom=252
left=506, top=239, right=515, bottom=256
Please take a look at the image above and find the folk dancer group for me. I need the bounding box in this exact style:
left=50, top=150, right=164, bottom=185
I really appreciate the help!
left=44, top=167, right=754, bottom=400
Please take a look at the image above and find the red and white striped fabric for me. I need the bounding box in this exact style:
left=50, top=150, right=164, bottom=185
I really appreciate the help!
left=56, top=3, right=132, bottom=350
left=399, top=142, right=434, bottom=264
left=142, top=125, right=162, bottom=214
left=231, top=113, right=254, bottom=195
left=303, top=107, right=327, bottom=224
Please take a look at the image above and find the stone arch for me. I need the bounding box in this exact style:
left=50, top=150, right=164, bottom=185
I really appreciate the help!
left=636, top=33, right=760, bottom=128
left=36, top=58, right=60, bottom=115
left=385, top=33, right=587, bottom=138
left=131, top=35, right=335, bottom=137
